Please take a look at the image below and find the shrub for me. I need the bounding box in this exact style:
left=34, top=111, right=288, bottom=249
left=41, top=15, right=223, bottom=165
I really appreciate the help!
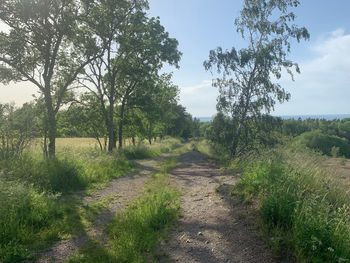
left=121, top=145, right=158, bottom=160
left=294, top=130, right=350, bottom=157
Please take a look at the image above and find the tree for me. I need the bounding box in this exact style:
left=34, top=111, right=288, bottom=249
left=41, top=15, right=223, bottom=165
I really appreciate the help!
left=79, top=0, right=180, bottom=152
left=204, top=0, right=309, bottom=157
left=0, top=0, right=98, bottom=157
left=131, top=74, right=180, bottom=144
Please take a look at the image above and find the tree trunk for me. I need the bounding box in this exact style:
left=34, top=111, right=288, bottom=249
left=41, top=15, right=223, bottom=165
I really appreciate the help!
left=118, top=102, right=126, bottom=149
left=43, top=90, right=56, bottom=158
left=132, top=136, right=136, bottom=146
left=230, top=119, right=242, bottom=158
left=47, top=109, right=56, bottom=158
left=43, top=127, right=48, bottom=159
left=118, top=121, right=123, bottom=149
left=107, top=100, right=115, bottom=153
left=96, top=137, right=103, bottom=151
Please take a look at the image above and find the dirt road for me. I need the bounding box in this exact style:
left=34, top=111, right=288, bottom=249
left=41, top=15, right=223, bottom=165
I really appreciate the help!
left=160, top=151, right=281, bottom=263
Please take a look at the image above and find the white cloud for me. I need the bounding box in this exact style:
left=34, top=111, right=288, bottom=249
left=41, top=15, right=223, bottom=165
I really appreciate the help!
left=273, top=28, right=350, bottom=115
left=179, top=80, right=218, bottom=117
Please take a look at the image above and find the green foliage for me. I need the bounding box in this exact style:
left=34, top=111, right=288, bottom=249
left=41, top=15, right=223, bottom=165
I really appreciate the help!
left=235, top=149, right=350, bottom=262
left=1, top=153, right=132, bottom=194
left=206, top=113, right=283, bottom=158
left=294, top=130, right=350, bottom=158
left=120, top=138, right=181, bottom=160
left=0, top=0, right=100, bottom=157
left=0, top=180, right=62, bottom=262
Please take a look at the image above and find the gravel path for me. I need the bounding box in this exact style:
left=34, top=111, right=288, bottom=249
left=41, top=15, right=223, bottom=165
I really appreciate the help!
left=35, top=157, right=165, bottom=263
left=160, top=151, right=281, bottom=263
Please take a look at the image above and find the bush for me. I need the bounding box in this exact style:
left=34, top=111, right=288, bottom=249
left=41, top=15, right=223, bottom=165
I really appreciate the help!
left=294, top=130, right=350, bottom=157
left=235, top=149, right=350, bottom=262
left=121, top=145, right=158, bottom=160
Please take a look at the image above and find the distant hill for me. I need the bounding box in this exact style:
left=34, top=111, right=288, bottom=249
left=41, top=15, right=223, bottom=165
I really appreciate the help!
left=197, top=114, right=350, bottom=122
left=198, top=117, right=213, bottom=122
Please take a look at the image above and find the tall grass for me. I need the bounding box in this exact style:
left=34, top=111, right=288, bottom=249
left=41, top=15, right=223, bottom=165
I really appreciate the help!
left=235, top=148, right=350, bottom=262
left=1, top=153, right=132, bottom=193
left=0, top=180, right=56, bottom=262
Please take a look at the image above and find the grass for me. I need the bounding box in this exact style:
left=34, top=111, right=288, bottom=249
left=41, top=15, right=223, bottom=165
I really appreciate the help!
left=68, top=157, right=180, bottom=263
left=234, top=147, right=350, bottom=262
left=193, top=139, right=230, bottom=164
left=0, top=137, right=183, bottom=262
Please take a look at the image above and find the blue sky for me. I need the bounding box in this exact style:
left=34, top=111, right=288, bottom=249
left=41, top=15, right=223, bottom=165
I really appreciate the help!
left=148, top=0, right=350, bottom=117
left=1, top=1, right=350, bottom=117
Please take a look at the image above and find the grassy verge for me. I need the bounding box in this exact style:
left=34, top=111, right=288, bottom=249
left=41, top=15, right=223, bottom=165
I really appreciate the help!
left=68, top=157, right=180, bottom=263
left=234, top=147, right=350, bottom=262
left=0, top=140, right=181, bottom=262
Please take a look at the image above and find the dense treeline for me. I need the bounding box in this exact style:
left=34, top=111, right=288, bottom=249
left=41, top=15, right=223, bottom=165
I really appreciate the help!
left=200, top=116, right=350, bottom=158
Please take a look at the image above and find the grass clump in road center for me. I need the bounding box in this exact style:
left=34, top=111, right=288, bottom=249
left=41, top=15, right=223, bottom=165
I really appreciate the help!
left=234, top=148, right=350, bottom=262
left=108, top=177, right=179, bottom=262
left=68, top=157, right=180, bottom=263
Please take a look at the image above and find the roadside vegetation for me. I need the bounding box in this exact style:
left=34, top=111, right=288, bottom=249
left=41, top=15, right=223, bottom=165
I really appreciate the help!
left=234, top=148, right=350, bottom=262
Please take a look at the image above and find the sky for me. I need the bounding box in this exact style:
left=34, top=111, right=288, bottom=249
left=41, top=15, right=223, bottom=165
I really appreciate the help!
left=1, top=1, right=350, bottom=117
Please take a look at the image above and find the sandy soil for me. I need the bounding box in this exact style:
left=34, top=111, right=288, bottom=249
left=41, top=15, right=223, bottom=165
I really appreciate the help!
left=159, top=151, right=282, bottom=263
